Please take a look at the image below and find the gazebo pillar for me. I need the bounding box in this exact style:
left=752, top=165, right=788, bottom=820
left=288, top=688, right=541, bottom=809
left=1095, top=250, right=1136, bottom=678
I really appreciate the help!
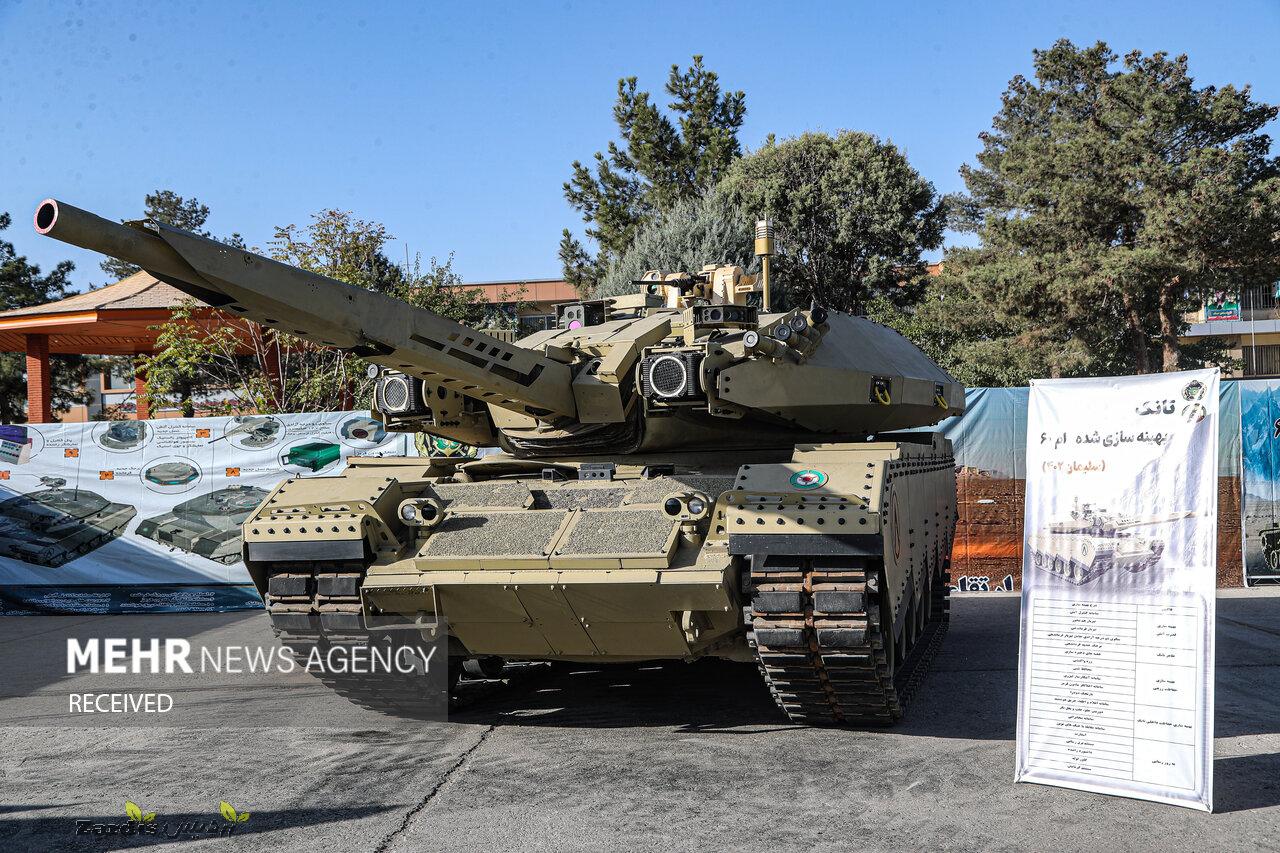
left=24, top=334, right=52, bottom=423
left=133, top=355, right=151, bottom=421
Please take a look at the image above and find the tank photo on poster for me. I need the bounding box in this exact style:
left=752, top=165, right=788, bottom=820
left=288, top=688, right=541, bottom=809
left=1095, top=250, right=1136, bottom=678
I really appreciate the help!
left=92, top=420, right=151, bottom=452
left=1029, top=497, right=1196, bottom=586
left=213, top=415, right=285, bottom=451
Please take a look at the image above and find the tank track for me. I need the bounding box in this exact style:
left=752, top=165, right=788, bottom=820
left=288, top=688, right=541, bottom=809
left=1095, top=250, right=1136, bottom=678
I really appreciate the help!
left=750, top=556, right=950, bottom=726
left=264, top=561, right=454, bottom=719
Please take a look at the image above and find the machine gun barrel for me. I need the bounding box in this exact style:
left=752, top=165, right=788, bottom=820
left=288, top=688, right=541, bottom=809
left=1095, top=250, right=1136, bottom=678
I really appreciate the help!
left=34, top=199, right=577, bottom=420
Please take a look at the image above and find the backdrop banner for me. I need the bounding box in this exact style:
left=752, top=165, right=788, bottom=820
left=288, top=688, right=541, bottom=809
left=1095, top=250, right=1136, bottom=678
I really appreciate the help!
left=1239, top=378, right=1280, bottom=585
left=0, top=412, right=415, bottom=614
left=1015, top=370, right=1218, bottom=812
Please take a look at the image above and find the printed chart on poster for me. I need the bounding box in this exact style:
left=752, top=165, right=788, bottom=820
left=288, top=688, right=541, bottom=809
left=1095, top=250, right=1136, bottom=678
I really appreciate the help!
left=1015, top=370, right=1218, bottom=812
left=0, top=412, right=414, bottom=614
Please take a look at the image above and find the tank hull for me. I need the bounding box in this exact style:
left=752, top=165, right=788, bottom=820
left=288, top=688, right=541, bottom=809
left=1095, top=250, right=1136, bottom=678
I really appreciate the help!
left=244, top=435, right=957, bottom=724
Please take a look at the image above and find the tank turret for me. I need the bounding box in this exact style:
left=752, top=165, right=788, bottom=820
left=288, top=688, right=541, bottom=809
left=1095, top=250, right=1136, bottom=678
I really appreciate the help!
left=34, top=199, right=964, bottom=458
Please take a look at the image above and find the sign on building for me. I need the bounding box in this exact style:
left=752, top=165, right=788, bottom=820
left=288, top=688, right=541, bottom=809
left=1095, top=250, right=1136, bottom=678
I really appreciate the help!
left=1203, top=293, right=1241, bottom=321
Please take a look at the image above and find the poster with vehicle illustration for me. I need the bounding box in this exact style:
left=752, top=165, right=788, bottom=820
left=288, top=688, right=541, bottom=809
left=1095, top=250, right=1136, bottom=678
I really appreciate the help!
left=0, top=412, right=414, bottom=613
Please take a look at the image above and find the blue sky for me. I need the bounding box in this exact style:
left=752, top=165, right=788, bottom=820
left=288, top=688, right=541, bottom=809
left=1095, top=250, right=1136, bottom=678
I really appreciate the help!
left=2, top=0, right=1277, bottom=292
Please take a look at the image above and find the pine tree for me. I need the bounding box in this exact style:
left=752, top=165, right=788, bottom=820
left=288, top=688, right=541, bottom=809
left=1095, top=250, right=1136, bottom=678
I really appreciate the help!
left=595, top=191, right=754, bottom=299
left=719, top=131, right=945, bottom=313
left=101, top=190, right=213, bottom=281
left=562, top=57, right=746, bottom=290
left=931, top=40, right=1280, bottom=381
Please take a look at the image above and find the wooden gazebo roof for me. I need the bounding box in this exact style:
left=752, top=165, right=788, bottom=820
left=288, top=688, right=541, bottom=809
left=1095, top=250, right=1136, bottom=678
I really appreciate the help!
left=0, top=271, right=197, bottom=355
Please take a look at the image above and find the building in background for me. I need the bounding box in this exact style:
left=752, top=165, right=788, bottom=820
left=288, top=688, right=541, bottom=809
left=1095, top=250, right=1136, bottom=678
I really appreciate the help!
left=1183, top=281, right=1280, bottom=377
left=446, top=278, right=579, bottom=335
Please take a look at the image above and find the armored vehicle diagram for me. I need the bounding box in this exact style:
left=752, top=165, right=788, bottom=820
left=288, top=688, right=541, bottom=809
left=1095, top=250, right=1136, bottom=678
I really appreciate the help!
left=135, top=485, right=270, bottom=565
left=0, top=477, right=136, bottom=567
left=1029, top=499, right=1195, bottom=585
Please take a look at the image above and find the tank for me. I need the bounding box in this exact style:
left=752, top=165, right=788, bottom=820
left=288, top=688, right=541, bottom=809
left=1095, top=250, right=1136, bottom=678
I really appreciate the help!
left=135, top=485, right=271, bottom=564
left=35, top=198, right=965, bottom=726
left=0, top=477, right=136, bottom=567
left=1029, top=500, right=1195, bottom=585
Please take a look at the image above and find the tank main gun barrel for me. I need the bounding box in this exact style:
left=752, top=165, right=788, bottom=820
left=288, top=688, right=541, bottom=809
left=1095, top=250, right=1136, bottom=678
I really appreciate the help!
left=33, top=199, right=577, bottom=420
left=1110, top=510, right=1197, bottom=529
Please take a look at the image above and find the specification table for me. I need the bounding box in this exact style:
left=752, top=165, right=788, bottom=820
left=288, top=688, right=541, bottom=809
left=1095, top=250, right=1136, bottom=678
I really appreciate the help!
left=1023, top=598, right=1202, bottom=791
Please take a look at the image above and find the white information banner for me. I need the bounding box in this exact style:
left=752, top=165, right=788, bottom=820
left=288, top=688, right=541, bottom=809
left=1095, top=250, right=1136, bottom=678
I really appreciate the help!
left=1016, top=370, right=1217, bottom=811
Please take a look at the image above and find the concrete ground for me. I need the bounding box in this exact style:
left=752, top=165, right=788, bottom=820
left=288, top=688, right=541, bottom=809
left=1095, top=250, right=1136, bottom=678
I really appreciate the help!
left=0, top=592, right=1277, bottom=852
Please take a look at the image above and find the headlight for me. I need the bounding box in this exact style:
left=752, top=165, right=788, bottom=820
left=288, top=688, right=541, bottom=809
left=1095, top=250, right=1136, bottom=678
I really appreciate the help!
left=398, top=497, right=444, bottom=528
left=661, top=492, right=712, bottom=521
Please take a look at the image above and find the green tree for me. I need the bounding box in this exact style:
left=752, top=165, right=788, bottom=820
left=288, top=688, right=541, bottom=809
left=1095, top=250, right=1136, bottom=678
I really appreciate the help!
left=933, top=40, right=1280, bottom=382
left=140, top=210, right=492, bottom=414
left=595, top=190, right=755, bottom=299
left=719, top=131, right=946, bottom=313
left=562, top=56, right=747, bottom=291
left=0, top=213, right=92, bottom=422
left=101, top=190, right=215, bottom=281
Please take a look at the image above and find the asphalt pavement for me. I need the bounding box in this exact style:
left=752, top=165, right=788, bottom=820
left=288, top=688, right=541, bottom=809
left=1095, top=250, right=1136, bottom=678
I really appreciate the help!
left=0, top=591, right=1277, bottom=852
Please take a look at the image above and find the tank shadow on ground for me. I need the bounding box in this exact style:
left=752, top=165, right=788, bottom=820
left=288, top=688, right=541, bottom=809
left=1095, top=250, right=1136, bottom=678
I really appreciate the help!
left=0, top=805, right=399, bottom=852
left=451, top=658, right=796, bottom=733
left=445, top=595, right=1019, bottom=738
left=451, top=656, right=1013, bottom=739
left=0, top=803, right=83, bottom=814
left=449, top=593, right=1280, bottom=742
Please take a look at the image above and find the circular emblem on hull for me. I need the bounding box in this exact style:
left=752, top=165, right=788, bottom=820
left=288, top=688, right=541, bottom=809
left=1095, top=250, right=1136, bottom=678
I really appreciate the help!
left=789, top=469, right=828, bottom=490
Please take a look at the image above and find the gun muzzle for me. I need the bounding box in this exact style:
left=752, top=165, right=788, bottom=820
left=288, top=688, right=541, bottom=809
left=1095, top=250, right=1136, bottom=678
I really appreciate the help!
left=34, top=199, right=199, bottom=284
